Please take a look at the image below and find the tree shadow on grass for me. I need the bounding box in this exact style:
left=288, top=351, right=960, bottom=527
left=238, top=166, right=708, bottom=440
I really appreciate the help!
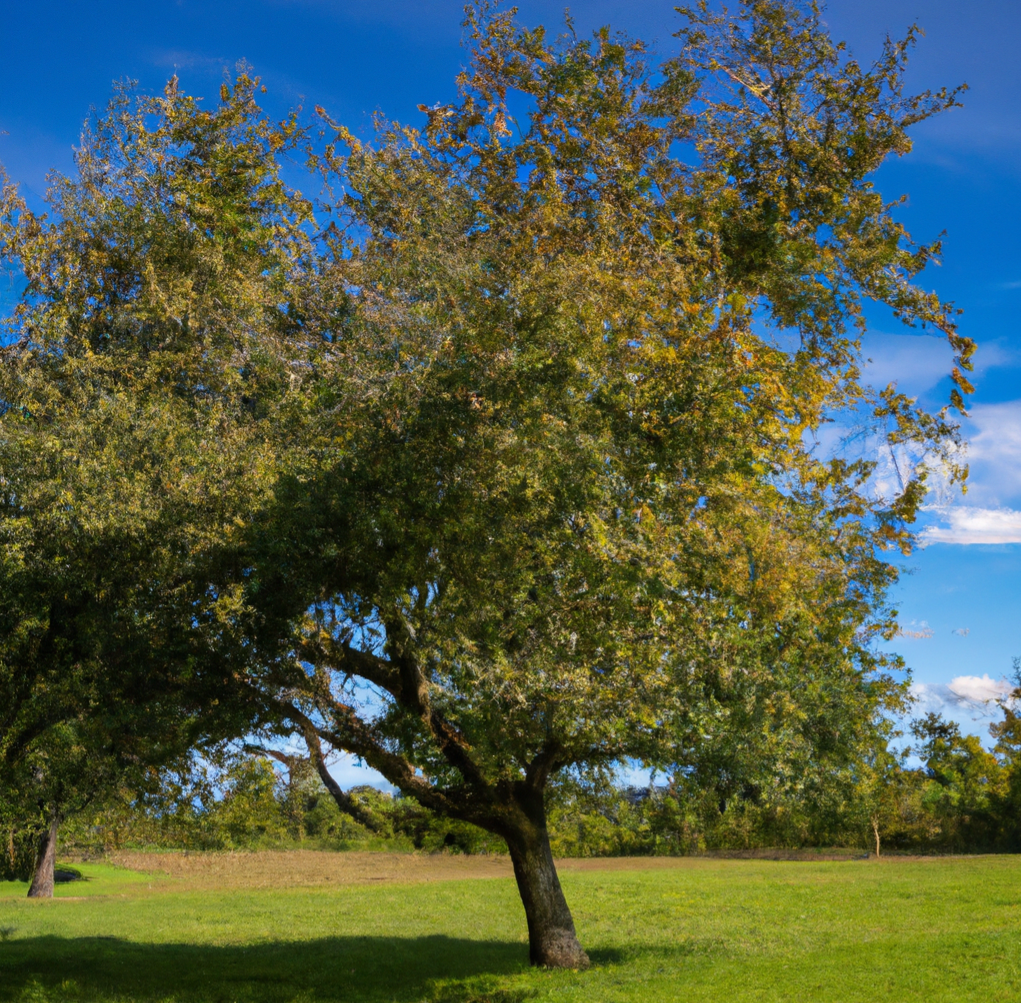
left=0, top=934, right=540, bottom=1003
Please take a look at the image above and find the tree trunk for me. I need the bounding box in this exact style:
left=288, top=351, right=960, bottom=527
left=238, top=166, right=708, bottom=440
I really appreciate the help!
left=27, top=814, right=59, bottom=899
left=871, top=816, right=881, bottom=858
left=504, top=799, right=589, bottom=969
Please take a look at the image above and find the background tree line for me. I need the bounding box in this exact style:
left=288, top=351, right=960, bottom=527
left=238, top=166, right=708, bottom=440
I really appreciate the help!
left=6, top=676, right=1011, bottom=873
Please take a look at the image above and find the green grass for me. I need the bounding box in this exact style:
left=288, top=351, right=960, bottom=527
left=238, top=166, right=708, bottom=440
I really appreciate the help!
left=0, top=855, right=1017, bottom=1002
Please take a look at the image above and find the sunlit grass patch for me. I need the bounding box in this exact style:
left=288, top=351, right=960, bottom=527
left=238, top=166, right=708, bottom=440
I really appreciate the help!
left=0, top=853, right=1016, bottom=1002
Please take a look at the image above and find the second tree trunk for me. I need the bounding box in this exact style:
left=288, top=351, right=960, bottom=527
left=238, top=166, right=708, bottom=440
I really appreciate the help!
left=27, top=814, right=59, bottom=899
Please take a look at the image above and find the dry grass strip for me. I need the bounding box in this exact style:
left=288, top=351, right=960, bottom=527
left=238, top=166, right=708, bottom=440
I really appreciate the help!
left=106, top=850, right=515, bottom=889
left=103, top=848, right=884, bottom=891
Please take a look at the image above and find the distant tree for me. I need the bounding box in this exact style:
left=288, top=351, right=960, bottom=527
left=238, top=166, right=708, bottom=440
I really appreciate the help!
left=848, top=741, right=906, bottom=856
left=988, top=661, right=1021, bottom=845
left=909, top=713, right=1010, bottom=850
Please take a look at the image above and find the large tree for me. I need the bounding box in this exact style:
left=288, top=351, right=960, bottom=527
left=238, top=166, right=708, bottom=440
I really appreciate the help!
left=241, top=0, right=970, bottom=968
left=0, top=0, right=972, bottom=968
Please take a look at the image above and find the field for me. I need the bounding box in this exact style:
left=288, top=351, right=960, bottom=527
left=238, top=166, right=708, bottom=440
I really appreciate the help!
left=0, top=851, right=1017, bottom=1003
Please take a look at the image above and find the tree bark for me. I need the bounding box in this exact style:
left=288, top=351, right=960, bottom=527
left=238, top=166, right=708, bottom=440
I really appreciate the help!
left=27, top=813, right=59, bottom=899
left=305, top=715, right=589, bottom=968
left=504, top=798, right=589, bottom=969
left=871, top=816, right=881, bottom=858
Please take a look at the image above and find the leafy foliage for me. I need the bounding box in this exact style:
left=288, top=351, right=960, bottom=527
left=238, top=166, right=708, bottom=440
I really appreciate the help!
left=242, top=3, right=971, bottom=898
left=0, top=74, right=315, bottom=836
left=0, top=0, right=986, bottom=961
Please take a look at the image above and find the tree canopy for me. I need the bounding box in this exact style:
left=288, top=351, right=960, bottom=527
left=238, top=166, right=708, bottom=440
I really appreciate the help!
left=0, top=75, right=313, bottom=889
left=0, top=0, right=973, bottom=967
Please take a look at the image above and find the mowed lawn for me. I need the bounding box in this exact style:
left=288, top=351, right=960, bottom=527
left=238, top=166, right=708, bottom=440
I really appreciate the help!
left=0, top=852, right=1016, bottom=1002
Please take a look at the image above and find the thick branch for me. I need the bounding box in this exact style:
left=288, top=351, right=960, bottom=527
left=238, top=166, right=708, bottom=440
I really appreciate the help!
left=278, top=696, right=492, bottom=826
left=307, top=624, right=493, bottom=798
left=244, top=740, right=383, bottom=831
left=524, top=740, right=564, bottom=791
left=379, top=610, right=493, bottom=794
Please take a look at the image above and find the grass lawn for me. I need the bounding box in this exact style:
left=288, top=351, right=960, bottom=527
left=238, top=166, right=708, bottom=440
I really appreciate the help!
left=0, top=852, right=1016, bottom=1002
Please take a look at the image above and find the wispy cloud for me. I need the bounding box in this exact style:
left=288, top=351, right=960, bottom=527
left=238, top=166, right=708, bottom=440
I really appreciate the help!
left=948, top=674, right=1011, bottom=703
left=964, top=401, right=1022, bottom=508
left=860, top=332, right=952, bottom=399
left=911, top=675, right=1012, bottom=720
left=897, top=620, right=934, bottom=639
left=919, top=507, right=1021, bottom=545
left=860, top=333, right=1017, bottom=401
left=904, top=399, right=1021, bottom=544
left=149, top=49, right=234, bottom=74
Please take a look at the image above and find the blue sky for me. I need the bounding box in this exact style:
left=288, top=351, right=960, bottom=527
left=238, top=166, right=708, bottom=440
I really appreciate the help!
left=0, top=0, right=1017, bottom=782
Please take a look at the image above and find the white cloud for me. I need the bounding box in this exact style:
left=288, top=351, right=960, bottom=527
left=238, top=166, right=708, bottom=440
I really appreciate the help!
left=910, top=676, right=1011, bottom=721
left=799, top=348, right=1017, bottom=538
left=859, top=333, right=1017, bottom=406
left=807, top=399, right=1018, bottom=544
left=861, top=333, right=952, bottom=398
left=948, top=674, right=1012, bottom=704
left=963, top=400, right=1022, bottom=508
left=913, top=400, right=1019, bottom=534
left=908, top=683, right=952, bottom=716
left=919, top=506, right=1021, bottom=545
